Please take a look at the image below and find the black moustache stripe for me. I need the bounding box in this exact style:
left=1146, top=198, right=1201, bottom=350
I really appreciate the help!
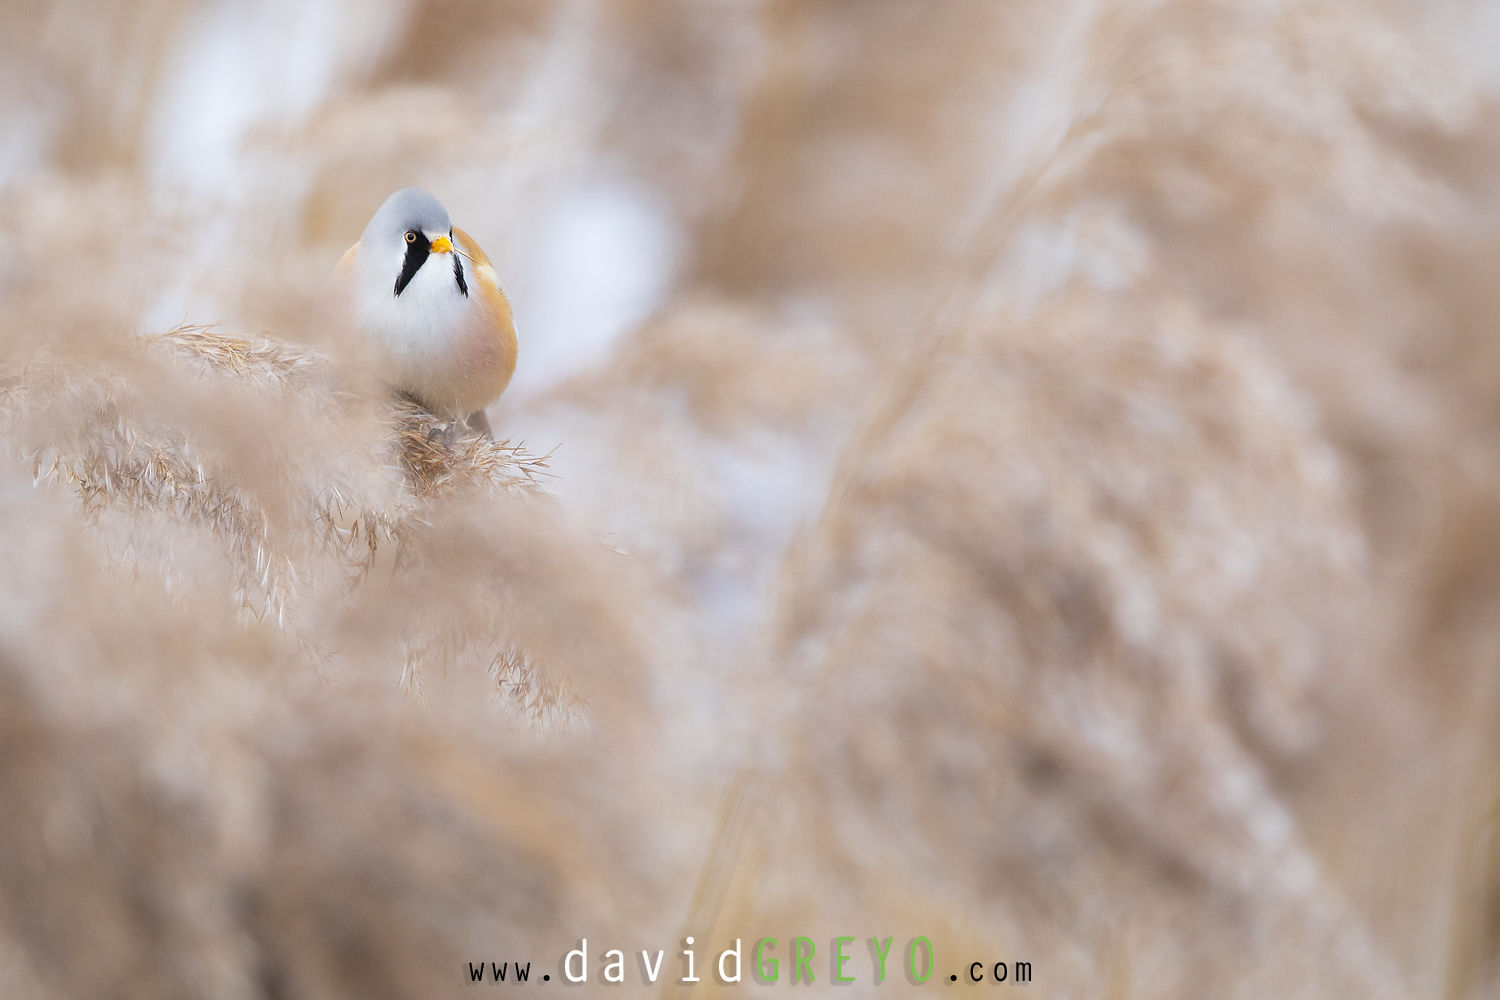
left=394, top=231, right=429, bottom=296
left=453, top=251, right=468, bottom=296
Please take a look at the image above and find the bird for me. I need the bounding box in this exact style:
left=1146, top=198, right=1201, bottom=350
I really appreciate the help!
left=340, top=188, right=516, bottom=435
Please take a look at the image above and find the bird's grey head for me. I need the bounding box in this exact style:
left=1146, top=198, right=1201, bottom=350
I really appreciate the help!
left=361, top=187, right=465, bottom=298
left=364, top=187, right=450, bottom=247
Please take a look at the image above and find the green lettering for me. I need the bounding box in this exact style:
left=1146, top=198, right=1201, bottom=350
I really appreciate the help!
left=907, top=937, right=933, bottom=984
left=793, top=937, right=815, bottom=984
left=870, top=937, right=893, bottom=984
left=833, top=937, right=854, bottom=983
left=754, top=938, right=778, bottom=983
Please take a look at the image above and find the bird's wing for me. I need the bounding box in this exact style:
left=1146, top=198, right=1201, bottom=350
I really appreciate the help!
left=453, top=226, right=518, bottom=398
left=337, top=241, right=359, bottom=275
left=453, top=227, right=496, bottom=277
left=454, top=227, right=514, bottom=327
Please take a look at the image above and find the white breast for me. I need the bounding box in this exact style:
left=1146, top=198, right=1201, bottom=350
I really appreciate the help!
left=353, top=246, right=482, bottom=412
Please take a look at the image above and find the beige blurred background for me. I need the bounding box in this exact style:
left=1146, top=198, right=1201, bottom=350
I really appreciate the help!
left=0, top=1, right=1498, bottom=997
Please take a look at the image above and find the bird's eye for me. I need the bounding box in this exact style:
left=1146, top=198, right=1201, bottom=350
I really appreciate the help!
left=404, top=231, right=417, bottom=244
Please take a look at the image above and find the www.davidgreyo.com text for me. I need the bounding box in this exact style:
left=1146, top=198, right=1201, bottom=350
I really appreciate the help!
left=467, top=937, right=1033, bottom=985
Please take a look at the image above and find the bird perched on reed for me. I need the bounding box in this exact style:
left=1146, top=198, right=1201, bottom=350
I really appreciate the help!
left=341, top=188, right=516, bottom=435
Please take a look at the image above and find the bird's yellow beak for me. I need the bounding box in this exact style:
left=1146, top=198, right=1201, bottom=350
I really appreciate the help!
left=429, top=235, right=453, bottom=254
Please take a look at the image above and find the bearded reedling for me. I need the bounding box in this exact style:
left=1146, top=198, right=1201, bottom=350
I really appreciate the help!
left=341, top=188, right=516, bottom=435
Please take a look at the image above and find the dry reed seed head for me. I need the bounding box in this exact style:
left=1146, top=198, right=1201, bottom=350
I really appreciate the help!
left=392, top=397, right=555, bottom=499
left=0, top=323, right=646, bottom=721
left=0, top=356, right=683, bottom=996
left=738, top=288, right=1390, bottom=998
left=0, top=641, right=651, bottom=1000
